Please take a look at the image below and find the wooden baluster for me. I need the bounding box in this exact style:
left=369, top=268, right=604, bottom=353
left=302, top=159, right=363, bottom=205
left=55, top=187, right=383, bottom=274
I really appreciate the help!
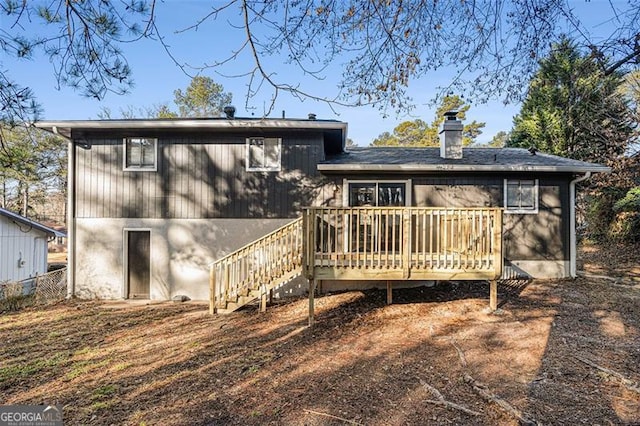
left=419, top=209, right=424, bottom=268
left=402, top=208, right=410, bottom=279
left=479, top=210, right=485, bottom=269
left=457, top=209, right=462, bottom=270
left=377, top=209, right=382, bottom=268
left=429, top=210, right=434, bottom=270
left=355, top=209, right=361, bottom=267
left=493, top=209, right=503, bottom=278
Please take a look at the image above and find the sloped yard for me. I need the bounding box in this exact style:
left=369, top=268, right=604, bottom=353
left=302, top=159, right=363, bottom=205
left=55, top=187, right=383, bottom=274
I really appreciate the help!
left=1, top=243, right=639, bottom=425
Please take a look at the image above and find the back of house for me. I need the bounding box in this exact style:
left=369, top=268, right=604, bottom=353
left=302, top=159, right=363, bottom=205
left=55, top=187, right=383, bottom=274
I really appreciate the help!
left=36, top=114, right=608, bottom=301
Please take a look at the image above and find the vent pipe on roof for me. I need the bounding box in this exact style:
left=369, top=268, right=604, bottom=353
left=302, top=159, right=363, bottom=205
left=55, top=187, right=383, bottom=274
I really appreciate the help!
left=308, top=113, right=317, bottom=120
left=440, top=111, right=463, bottom=159
left=223, top=106, right=236, bottom=119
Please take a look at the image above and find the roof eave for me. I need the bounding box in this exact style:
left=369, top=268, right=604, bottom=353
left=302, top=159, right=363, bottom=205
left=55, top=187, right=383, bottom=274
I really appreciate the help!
left=317, top=164, right=612, bottom=173
left=0, top=209, right=59, bottom=236
left=35, top=119, right=347, bottom=133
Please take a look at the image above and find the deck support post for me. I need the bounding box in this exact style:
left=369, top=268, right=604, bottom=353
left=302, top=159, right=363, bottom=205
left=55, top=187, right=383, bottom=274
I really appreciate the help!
left=209, top=266, right=216, bottom=315
left=489, top=279, right=498, bottom=311
left=386, top=281, right=393, bottom=305
left=308, top=278, right=317, bottom=327
left=260, top=283, right=267, bottom=313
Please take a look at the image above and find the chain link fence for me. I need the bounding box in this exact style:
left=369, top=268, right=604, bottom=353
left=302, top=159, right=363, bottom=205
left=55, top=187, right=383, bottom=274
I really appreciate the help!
left=0, top=268, right=67, bottom=311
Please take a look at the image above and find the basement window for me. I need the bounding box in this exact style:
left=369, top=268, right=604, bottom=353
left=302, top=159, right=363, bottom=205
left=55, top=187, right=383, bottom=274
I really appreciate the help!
left=124, top=137, right=157, bottom=171
left=246, top=137, right=281, bottom=172
left=504, top=179, right=538, bottom=214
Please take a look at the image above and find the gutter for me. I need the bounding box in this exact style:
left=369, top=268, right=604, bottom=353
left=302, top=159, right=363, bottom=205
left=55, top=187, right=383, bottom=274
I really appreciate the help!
left=569, top=172, right=592, bottom=278
left=52, top=126, right=75, bottom=299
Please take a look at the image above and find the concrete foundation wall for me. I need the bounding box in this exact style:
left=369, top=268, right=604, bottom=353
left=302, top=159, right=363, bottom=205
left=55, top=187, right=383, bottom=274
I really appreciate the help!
left=74, top=218, right=294, bottom=300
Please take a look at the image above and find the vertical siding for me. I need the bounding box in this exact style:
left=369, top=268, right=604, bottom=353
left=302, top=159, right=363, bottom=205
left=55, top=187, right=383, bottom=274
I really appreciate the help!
left=75, top=132, right=328, bottom=219
left=338, top=173, right=571, bottom=262
left=0, top=215, right=49, bottom=282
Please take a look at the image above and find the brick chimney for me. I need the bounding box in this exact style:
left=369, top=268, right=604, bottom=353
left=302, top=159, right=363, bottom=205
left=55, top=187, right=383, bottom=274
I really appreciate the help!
left=439, top=111, right=463, bottom=159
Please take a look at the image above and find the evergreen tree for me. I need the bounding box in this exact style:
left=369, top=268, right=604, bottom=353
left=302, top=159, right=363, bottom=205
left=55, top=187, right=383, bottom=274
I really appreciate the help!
left=509, top=38, right=633, bottom=164
left=0, top=126, right=66, bottom=219
left=371, top=95, right=484, bottom=147
left=173, top=76, right=233, bottom=118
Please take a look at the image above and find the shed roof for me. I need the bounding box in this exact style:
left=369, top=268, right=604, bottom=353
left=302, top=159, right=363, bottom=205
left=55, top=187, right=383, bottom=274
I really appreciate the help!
left=318, top=147, right=610, bottom=173
left=0, top=208, right=66, bottom=238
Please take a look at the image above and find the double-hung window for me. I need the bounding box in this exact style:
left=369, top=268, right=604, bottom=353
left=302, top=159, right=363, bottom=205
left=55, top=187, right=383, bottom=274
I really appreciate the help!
left=124, top=137, right=157, bottom=171
left=246, top=137, right=281, bottom=171
left=504, top=179, right=538, bottom=214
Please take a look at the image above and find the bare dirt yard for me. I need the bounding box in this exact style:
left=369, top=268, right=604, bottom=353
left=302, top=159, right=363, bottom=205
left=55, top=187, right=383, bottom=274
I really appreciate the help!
left=1, top=242, right=639, bottom=425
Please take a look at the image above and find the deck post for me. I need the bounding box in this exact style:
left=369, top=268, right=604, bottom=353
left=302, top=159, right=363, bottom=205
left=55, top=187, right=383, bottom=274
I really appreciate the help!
left=260, top=283, right=267, bottom=313
left=386, top=280, right=393, bottom=305
left=209, top=265, right=216, bottom=315
left=308, top=278, right=316, bottom=326
left=489, top=279, right=498, bottom=311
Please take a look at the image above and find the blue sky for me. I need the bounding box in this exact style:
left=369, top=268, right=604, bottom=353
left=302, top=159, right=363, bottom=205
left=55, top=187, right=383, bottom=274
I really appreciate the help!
left=2, top=1, right=628, bottom=146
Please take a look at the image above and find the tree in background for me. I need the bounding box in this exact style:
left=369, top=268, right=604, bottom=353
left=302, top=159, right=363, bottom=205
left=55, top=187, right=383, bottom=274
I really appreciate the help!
left=97, top=76, right=231, bottom=119
left=620, top=70, right=640, bottom=154
left=0, top=127, right=66, bottom=222
left=371, top=95, right=484, bottom=147
left=487, top=131, right=510, bottom=148
left=509, top=38, right=633, bottom=164
left=174, top=76, right=232, bottom=118
left=509, top=38, right=638, bottom=241
left=3, top=1, right=640, bottom=130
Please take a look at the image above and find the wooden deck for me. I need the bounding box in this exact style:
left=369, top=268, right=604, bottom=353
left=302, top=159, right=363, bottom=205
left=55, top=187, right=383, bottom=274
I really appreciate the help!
left=210, top=207, right=503, bottom=320
left=303, top=207, right=502, bottom=281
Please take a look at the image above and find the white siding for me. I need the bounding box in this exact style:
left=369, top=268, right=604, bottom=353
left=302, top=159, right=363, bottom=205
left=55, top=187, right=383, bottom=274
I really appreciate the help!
left=0, top=215, right=50, bottom=282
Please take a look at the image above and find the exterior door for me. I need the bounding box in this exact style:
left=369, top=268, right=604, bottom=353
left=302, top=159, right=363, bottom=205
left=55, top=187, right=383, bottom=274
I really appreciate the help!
left=347, top=182, right=407, bottom=251
left=127, top=231, right=150, bottom=299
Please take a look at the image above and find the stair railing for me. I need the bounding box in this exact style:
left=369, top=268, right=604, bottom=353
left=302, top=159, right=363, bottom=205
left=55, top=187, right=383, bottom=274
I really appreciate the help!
left=209, top=217, right=304, bottom=313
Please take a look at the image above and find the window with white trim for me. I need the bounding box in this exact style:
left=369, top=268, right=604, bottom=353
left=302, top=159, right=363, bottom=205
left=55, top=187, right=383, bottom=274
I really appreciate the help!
left=246, top=137, right=281, bottom=171
left=344, top=180, right=411, bottom=206
left=504, top=179, right=538, bottom=214
left=124, top=137, right=157, bottom=171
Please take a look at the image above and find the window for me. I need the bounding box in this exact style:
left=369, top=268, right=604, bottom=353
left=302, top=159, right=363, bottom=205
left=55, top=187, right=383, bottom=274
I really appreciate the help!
left=246, top=137, right=281, bottom=171
left=344, top=180, right=411, bottom=206
left=504, top=179, right=538, bottom=213
left=124, top=137, right=157, bottom=171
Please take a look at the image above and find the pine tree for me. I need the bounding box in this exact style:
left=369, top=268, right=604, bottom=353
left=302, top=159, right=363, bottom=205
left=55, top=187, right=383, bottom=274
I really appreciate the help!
left=509, top=38, right=633, bottom=164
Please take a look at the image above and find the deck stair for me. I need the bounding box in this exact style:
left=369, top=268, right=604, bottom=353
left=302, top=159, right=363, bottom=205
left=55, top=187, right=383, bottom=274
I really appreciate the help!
left=210, top=218, right=303, bottom=313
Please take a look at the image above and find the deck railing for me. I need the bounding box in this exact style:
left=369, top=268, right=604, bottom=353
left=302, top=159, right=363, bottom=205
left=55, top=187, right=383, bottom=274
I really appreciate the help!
left=303, top=207, right=503, bottom=281
left=210, top=217, right=303, bottom=313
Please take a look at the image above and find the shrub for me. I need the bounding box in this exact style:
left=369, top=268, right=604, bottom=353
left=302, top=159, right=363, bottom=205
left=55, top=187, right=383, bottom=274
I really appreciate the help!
left=606, top=187, right=640, bottom=242
left=584, top=191, right=620, bottom=241
left=613, top=186, right=640, bottom=213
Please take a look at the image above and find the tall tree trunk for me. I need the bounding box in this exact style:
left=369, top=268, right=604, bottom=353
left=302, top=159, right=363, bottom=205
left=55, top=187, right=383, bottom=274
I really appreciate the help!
left=22, top=183, right=28, bottom=217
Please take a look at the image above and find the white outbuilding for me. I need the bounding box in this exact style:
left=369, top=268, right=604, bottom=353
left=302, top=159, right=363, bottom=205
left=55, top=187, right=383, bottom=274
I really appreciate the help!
left=0, top=207, right=65, bottom=283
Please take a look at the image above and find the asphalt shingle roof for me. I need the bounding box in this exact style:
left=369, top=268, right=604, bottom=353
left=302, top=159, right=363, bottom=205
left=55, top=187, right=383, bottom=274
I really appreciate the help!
left=319, top=147, right=609, bottom=173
